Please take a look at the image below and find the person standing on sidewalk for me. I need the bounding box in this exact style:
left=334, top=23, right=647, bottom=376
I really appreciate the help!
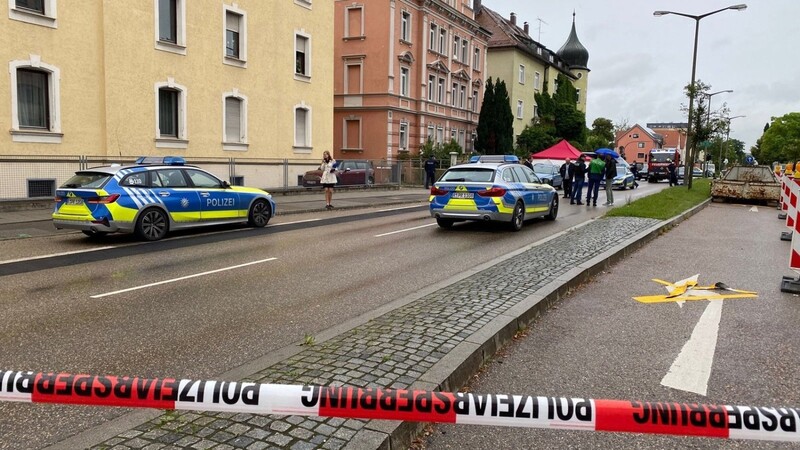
left=586, top=155, right=605, bottom=207
left=668, top=160, right=678, bottom=186
left=560, top=158, right=572, bottom=199
left=570, top=155, right=587, bottom=205
left=319, top=151, right=338, bottom=209
left=424, top=155, right=438, bottom=189
left=603, top=154, right=617, bottom=206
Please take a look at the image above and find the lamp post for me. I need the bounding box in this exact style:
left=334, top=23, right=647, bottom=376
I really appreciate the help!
left=654, top=4, right=747, bottom=189
left=721, top=115, right=746, bottom=171
left=703, top=89, right=733, bottom=176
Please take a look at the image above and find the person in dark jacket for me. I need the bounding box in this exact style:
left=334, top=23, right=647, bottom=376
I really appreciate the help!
left=668, top=160, right=678, bottom=186
left=603, top=154, right=617, bottom=206
left=560, top=158, right=572, bottom=199
left=630, top=163, right=640, bottom=188
left=424, top=155, right=438, bottom=189
left=570, top=156, right=587, bottom=205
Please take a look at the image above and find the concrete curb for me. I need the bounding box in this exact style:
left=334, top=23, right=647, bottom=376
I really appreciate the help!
left=362, top=198, right=713, bottom=449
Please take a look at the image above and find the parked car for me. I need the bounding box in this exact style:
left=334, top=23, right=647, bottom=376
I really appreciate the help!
left=532, top=163, right=563, bottom=189
left=52, top=156, right=276, bottom=241
left=302, top=160, right=374, bottom=187
left=632, top=162, right=648, bottom=180
left=677, top=167, right=704, bottom=181
left=600, top=165, right=636, bottom=189
left=429, top=161, right=558, bottom=231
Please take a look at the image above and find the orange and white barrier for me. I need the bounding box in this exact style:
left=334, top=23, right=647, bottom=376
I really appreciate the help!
left=1, top=370, right=799, bottom=442
left=779, top=170, right=792, bottom=218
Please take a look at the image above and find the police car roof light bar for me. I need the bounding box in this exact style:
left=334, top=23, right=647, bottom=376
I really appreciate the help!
left=135, top=156, right=186, bottom=166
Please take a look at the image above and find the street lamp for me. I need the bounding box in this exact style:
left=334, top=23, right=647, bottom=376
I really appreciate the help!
left=654, top=4, right=747, bottom=189
left=721, top=115, right=746, bottom=171
left=703, top=89, right=733, bottom=176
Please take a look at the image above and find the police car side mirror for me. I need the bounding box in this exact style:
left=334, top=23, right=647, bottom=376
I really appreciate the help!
left=221, top=180, right=231, bottom=189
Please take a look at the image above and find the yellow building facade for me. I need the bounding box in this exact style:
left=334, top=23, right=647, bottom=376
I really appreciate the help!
left=2, top=0, right=333, bottom=159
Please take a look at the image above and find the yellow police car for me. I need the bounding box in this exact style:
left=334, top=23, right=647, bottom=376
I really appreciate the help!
left=430, top=159, right=558, bottom=231
left=53, top=157, right=276, bottom=241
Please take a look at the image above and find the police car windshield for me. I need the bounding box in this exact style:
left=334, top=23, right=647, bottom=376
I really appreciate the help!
left=61, top=172, right=111, bottom=189
left=441, top=168, right=495, bottom=183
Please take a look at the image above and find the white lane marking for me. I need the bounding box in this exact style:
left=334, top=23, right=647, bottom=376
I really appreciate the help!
left=377, top=205, right=425, bottom=212
left=0, top=246, right=118, bottom=265
left=749, top=206, right=759, bottom=212
left=273, top=218, right=322, bottom=226
left=374, top=223, right=437, bottom=237
left=661, top=300, right=723, bottom=396
left=90, top=257, right=277, bottom=298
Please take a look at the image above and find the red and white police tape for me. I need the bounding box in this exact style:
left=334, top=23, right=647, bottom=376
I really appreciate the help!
left=1, top=370, right=799, bottom=442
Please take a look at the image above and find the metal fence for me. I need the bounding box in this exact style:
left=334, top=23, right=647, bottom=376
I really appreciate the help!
left=0, top=155, right=463, bottom=200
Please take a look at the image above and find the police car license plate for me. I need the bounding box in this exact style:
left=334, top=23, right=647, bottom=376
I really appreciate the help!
left=66, top=197, right=84, bottom=205
left=451, top=192, right=474, bottom=199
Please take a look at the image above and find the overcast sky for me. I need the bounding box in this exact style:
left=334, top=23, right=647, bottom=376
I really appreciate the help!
left=486, top=0, right=799, bottom=149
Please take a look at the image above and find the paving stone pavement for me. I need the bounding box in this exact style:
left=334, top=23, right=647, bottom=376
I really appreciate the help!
left=94, top=216, right=660, bottom=450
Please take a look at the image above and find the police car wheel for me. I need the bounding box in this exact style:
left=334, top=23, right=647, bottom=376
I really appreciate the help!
left=248, top=199, right=272, bottom=228
left=509, top=202, right=524, bottom=231
left=545, top=195, right=558, bottom=221
left=436, top=218, right=454, bottom=229
left=82, top=230, right=108, bottom=238
left=136, top=208, right=168, bottom=241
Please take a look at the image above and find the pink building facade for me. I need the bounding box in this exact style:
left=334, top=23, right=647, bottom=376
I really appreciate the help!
left=333, top=0, right=490, bottom=161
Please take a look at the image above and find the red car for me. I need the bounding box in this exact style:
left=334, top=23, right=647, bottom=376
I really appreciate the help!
left=302, top=160, right=375, bottom=187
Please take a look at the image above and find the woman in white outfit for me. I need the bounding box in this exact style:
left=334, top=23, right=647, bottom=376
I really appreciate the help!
left=319, top=151, right=337, bottom=209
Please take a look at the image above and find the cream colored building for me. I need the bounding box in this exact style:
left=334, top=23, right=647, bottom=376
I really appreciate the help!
left=475, top=3, right=589, bottom=140
left=2, top=0, right=333, bottom=160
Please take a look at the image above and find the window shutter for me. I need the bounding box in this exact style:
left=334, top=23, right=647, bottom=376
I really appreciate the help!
left=226, top=12, right=239, bottom=32
left=225, top=97, right=241, bottom=142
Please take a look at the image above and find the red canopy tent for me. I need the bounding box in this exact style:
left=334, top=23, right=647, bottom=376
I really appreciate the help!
left=530, top=140, right=583, bottom=160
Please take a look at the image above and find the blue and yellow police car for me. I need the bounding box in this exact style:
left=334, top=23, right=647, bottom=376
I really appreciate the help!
left=430, top=161, right=558, bottom=231
left=52, top=157, right=276, bottom=241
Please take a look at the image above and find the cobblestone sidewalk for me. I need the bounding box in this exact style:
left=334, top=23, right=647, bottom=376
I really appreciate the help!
left=94, top=217, right=660, bottom=450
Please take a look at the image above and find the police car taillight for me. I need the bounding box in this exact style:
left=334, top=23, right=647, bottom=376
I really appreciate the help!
left=477, top=187, right=506, bottom=197
left=87, top=194, right=120, bottom=204
left=431, top=186, right=448, bottom=196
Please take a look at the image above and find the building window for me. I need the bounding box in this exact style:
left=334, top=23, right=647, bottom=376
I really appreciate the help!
left=453, top=36, right=460, bottom=60
left=576, top=88, right=581, bottom=104
left=155, top=0, right=185, bottom=54
left=436, top=126, right=444, bottom=144
left=400, top=11, right=410, bottom=41
left=437, top=78, right=445, bottom=103
left=10, top=0, right=57, bottom=28
left=439, top=28, right=447, bottom=54
left=429, top=24, right=437, bottom=51
left=400, top=67, right=409, bottom=97
left=10, top=58, right=62, bottom=143
left=16, top=69, right=49, bottom=129
left=344, top=118, right=361, bottom=149
left=534, top=72, right=540, bottom=90
left=427, top=74, right=436, bottom=101
left=346, top=63, right=362, bottom=94
left=632, top=133, right=639, bottom=138
left=518, top=65, right=525, bottom=84
left=427, top=125, right=434, bottom=141
left=473, top=48, right=480, bottom=70
left=533, top=105, right=539, bottom=118
left=637, top=152, right=645, bottom=159
left=294, top=106, right=311, bottom=149
left=345, top=6, right=363, bottom=38
left=159, top=88, right=179, bottom=137
left=223, top=94, right=248, bottom=147
left=224, top=8, right=246, bottom=63
left=461, top=40, right=468, bottom=64
left=638, top=142, right=645, bottom=148
left=451, top=83, right=457, bottom=106
left=459, top=85, right=466, bottom=108
left=155, top=79, right=187, bottom=147
left=295, top=33, right=310, bottom=78
left=517, top=100, right=523, bottom=119
left=399, top=122, right=408, bottom=150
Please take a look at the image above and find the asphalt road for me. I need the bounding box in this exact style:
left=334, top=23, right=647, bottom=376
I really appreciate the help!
left=425, top=202, right=800, bottom=449
left=0, top=183, right=666, bottom=449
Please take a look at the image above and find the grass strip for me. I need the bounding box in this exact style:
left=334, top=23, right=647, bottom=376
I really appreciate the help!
left=605, top=179, right=711, bottom=220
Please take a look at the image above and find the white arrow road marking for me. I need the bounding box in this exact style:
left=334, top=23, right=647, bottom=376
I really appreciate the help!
left=661, top=300, right=723, bottom=396
left=91, top=258, right=277, bottom=298
left=749, top=206, right=759, bottom=212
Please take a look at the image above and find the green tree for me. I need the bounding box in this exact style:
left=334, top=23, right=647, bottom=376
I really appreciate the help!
left=517, top=124, right=557, bottom=155
left=476, top=78, right=514, bottom=154
left=551, top=74, right=586, bottom=144
left=493, top=80, right=514, bottom=154
left=534, top=81, right=555, bottom=126
left=475, top=78, right=496, bottom=154
left=759, top=112, right=800, bottom=163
